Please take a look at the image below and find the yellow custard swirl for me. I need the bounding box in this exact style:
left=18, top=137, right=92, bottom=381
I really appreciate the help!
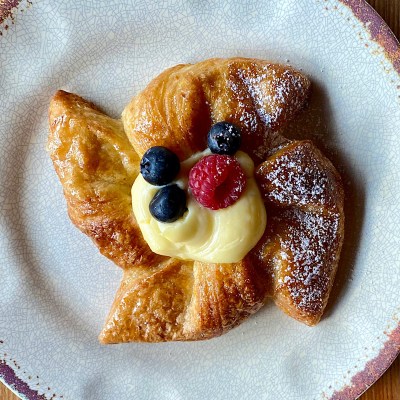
left=131, top=150, right=267, bottom=263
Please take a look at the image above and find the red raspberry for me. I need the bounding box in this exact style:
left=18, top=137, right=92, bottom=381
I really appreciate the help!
left=188, top=155, right=246, bottom=210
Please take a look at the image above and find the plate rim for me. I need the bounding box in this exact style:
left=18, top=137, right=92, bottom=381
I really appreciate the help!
left=328, top=3, right=400, bottom=398
left=0, top=0, right=399, bottom=399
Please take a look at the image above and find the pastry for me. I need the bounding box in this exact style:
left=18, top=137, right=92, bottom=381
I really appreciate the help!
left=47, top=57, right=344, bottom=342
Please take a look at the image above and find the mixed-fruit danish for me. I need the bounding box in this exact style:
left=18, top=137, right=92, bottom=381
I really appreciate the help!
left=47, top=58, right=344, bottom=343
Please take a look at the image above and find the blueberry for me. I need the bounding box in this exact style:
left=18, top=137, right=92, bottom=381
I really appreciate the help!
left=207, top=122, right=241, bottom=155
left=140, top=146, right=180, bottom=186
left=149, top=184, right=187, bottom=223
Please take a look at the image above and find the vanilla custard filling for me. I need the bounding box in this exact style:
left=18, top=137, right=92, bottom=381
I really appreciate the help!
left=131, top=150, right=267, bottom=263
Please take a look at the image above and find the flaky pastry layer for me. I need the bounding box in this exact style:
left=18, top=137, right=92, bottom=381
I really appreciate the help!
left=48, top=58, right=344, bottom=343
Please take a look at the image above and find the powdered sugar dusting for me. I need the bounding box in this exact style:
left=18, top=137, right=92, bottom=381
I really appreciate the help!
left=255, top=140, right=344, bottom=316
left=226, top=62, right=310, bottom=161
left=236, top=65, right=275, bottom=127
left=257, top=141, right=338, bottom=212
left=275, top=208, right=341, bottom=313
left=122, top=58, right=342, bottom=321
left=124, top=59, right=310, bottom=163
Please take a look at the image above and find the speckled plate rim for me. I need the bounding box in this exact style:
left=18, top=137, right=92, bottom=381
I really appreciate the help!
left=0, top=1, right=399, bottom=399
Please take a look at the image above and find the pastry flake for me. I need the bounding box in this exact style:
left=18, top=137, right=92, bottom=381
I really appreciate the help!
left=48, top=57, right=344, bottom=342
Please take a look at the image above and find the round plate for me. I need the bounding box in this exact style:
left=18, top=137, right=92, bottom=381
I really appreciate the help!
left=1, top=1, right=399, bottom=399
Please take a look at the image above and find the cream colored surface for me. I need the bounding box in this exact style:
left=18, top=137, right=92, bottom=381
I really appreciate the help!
left=131, top=151, right=267, bottom=263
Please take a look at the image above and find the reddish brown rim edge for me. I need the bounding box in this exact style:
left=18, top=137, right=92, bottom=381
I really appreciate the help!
left=329, top=1, right=400, bottom=398
left=0, top=0, right=22, bottom=25
left=339, top=0, right=400, bottom=73
left=0, top=361, right=48, bottom=400
left=328, top=322, right=400, bottom=399
left=1, top=0, right=400, bottom=400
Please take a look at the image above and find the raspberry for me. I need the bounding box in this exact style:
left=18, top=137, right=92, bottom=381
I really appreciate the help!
left=188, top=155, right=246, bottom=210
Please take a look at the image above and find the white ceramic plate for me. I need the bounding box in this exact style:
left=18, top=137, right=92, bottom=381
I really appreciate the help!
left=1, top=1, right=399, bottom=399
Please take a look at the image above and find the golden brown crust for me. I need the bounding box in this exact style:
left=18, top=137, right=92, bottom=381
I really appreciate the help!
left=254, top=141, right=345, bottom=325
left=99, top=259, right=194, bottom=343
left=47, top=90, right=165, bottom=269
left=183, top=259, right=267, bottom=339
left=99, top=258, right=266, bottom=343
left=48, top=57, right=344, bottom=342
left=122, top=58, right=310, bottom=163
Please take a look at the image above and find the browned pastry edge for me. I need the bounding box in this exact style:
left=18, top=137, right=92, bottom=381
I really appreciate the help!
left=47, top=90, right=166, bottom=270
left=47, top=57, right=344, bottom=342
left=254, top=140, right=345, bottom=326
left=99, top=257, right=268, bottom=343
left=122, top=57, right=311, bottom=163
